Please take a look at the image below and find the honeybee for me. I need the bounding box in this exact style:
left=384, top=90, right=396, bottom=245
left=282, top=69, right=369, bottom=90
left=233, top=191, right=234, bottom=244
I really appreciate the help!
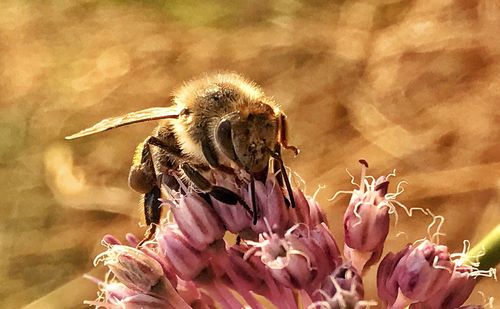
left=66, top=73, right=298, bottom=244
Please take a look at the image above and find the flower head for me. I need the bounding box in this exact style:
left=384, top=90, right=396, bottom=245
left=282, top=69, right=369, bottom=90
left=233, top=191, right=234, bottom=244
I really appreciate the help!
left=377, top=240, right=454, bottom=308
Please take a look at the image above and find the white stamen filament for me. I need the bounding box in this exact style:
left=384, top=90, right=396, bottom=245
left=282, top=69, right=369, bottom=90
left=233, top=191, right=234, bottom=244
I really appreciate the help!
left=426, top=209, right=445, bottom=244
left=386, top=169, right=397, bottom=180
left=345, top=168, right=360, bottom=188
left=478, top=291, right=496, bottom=308
left=432, top=255, right=453, bottom=273
left=385, top=180, right=408, bottom=200
left=352, top=200, right=364, bottom=227
left=312, top=184, right=325, bottom=201
left=328, top=190, right=354, bottom=202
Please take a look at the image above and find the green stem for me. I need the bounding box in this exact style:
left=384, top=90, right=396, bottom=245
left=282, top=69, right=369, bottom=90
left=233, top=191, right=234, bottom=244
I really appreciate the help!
left=465, top=224, right=500, bottom=270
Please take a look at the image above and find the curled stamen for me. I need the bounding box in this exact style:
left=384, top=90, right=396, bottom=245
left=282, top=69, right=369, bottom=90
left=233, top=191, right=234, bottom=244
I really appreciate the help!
left=345, top=168, right=360, bottom=188
left=478, top=291, right=495, bottom=308
left=291, top=169, right=307, bottom=192
left=385, top=180, right=408, bottom=200
left=389, top=200, right=427, bottom=217
left=288, top=248, right=316, bottom=271
left=328, top=190, right=354, bottom=202
left=312, top=184, right=325, bottom=202
left=432, top=255, right=454, bottom=273
left=386, top=169, right=396, bottom=180
left=426, top=209, right=446, bottom=244
left=394, top=231, right=409, bottom=241
left=352, top=200, right=364, bottom=227
left=285, top=222, right=310, bottom=238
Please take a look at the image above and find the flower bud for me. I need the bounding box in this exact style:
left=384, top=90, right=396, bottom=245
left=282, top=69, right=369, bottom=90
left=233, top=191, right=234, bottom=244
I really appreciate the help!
left=411, top=265, right=477, bottom=309
left=319, top=263, right=364, bottom=301
left=344, top=176, right=390, bottom=251
left=310, top=223, right=342, bottom=272
left=377, top=240, right=454, bottom=308
left=288, top=190, right=313, bottom=226
left=376, top=245, right=410, bottom=306
left=156, top=224, right=209, bottom=280
left=211, top=171, right=253, bottom=233
left=245, top=175, right=289, bottom=235
left=343, top=162, right=391, bottom=273
left=223, top=244, right=268, bottom=294
left=308, top=194, right=328, bottom=227
left=118, top=281, right=192, bottom=309
left=101, top=282, right=137, bottom=302
left=309, top=263, right=373, bottom=309
left=95, top=245, right=164, bottom=293
left=288, top=190, right=327, bottom=227
left=171, top=192, right=225, bottom=251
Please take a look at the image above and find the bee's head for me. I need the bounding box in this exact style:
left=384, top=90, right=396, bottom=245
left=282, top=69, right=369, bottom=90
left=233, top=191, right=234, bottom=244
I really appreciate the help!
left=216, top=104, right=278, bottom=173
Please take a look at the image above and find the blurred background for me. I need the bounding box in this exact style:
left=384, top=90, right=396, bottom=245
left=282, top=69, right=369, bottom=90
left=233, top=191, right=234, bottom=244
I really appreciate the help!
left=0, top=0, right=499, bottom=308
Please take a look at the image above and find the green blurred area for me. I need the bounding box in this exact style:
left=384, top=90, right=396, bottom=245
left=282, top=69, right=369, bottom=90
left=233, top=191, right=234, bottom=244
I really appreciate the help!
left=0, top=0, right=499, bottom=308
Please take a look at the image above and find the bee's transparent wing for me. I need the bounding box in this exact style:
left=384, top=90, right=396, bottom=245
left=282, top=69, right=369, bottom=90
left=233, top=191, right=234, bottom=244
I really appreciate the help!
left=65, top=106, right=185, bottom=139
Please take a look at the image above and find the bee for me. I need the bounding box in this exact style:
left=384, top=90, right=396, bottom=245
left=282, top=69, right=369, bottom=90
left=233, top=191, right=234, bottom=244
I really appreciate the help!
left=66, top=73, right=298, bottom=244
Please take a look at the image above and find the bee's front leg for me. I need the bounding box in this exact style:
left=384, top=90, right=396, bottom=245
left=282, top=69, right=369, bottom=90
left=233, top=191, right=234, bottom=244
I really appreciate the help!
left=278, top=113, right=299, bottom=156
left=180, top=162, right=255, bottom=222
left=269, top=145, right=296, bottom=209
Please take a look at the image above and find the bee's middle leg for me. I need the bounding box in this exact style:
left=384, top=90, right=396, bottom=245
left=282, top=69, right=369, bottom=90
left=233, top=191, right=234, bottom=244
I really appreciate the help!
left=180, top=162, right=253, bottom=217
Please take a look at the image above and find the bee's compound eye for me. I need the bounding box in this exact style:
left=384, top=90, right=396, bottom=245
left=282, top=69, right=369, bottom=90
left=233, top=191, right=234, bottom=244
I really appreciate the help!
left=215, top=119, right=239, bottom=163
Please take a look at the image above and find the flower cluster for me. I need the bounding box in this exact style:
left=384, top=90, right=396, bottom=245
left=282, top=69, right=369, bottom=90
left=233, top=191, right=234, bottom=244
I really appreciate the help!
left=85, top=161, right=494, bottom=309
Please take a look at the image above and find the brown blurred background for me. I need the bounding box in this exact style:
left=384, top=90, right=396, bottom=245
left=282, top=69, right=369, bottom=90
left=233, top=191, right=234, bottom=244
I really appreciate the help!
left=0, top=0, right=499, bottom=308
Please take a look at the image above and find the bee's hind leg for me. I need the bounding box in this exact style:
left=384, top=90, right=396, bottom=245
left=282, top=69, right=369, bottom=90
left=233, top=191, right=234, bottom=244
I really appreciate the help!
left=180, top=162, right=254, bottom=220
left=131, top=135, right=183, bottom=247
left=138, top=186, right=162, bottom=247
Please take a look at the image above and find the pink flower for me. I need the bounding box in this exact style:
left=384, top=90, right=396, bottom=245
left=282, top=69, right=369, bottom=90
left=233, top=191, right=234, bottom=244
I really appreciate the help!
left=156, top=224, right=209, bottom=280
left=170, top=192, right=225, bottom=251
left=410, top=265, right=478, bottom=309
left=289, top=190, right=327, bottom=227
left=249, top=223, right=340, bottom=291
left=211, top=171, right=253, bottom=233
left=343, top=160, right=390, bottom=273
left=309, top=263, right=374, bottom=309
left=317, top=263, right=364, bottom=301
left=95, top=245, right=165, bottom=294
left=377, top=240, right=454, bottom=309
left=243, top=174, right=290, bottom=235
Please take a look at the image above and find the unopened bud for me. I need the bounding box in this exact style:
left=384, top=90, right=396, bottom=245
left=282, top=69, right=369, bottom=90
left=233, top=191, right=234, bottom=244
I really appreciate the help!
left=378, top=240, right=454, bottom=308
left=95, top=245, right=164, bottom=294
left=343, top=162, right=391, bottom=273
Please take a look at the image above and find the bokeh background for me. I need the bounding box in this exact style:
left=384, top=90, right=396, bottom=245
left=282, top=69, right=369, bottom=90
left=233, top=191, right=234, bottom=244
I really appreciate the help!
left=0, top=0, right=499, bottom=308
